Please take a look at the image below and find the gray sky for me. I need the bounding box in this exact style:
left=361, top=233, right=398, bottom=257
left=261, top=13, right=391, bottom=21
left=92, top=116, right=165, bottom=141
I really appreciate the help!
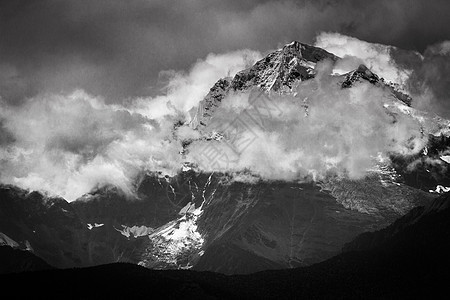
left=1, top=0, right=449, bottom=103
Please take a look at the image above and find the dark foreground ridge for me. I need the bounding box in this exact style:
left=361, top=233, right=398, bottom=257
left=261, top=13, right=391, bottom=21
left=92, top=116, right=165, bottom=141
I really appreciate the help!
left=2, top=194, right=449, bottom=299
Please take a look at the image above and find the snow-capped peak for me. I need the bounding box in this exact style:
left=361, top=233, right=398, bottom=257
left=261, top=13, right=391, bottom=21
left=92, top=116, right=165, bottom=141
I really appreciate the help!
left=190, top=41, right=338, bottom=129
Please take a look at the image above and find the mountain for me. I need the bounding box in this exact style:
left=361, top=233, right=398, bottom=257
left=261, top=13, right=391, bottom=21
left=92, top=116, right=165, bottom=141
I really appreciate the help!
left=1, top=194, right=449, bottom=299
left=1, top=40, right=450, bottom=274
left=0, top=173, right=435, bottom=274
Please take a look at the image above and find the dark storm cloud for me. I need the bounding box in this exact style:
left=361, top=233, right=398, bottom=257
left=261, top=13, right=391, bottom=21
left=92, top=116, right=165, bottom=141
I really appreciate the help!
left=0, top=0, right=449, bottom=103
left=408, top=41, right=450, bottom=118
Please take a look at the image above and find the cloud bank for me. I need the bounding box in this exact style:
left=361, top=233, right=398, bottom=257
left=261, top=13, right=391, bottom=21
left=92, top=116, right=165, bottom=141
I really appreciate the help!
left=131, top=50, right=261, bottom=119
left=0, top=50, right=259, bottom=200
left=0, top=91, right=182, bottom=200
left=185, top=61, right=427, bottom=181
left=0, top=29, right=448, bottom=201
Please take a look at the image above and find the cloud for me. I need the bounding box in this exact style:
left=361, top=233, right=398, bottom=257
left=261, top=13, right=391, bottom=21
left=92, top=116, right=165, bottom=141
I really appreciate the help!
left=314, top=32, right=418, bottom=88
left=131, top=50, right=261, bottom=119
left=185, top=61, right=427, bottom=181
left=314, top=32, right=450, bottom=121
left=0, top=49, right=260, bottom=200
left=0, top=90, right=182, bottom=200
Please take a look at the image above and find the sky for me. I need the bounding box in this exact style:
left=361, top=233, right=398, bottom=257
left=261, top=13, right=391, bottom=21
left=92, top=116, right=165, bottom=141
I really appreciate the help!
left=0, top=0, right=449, bottom=200
left=1, top=0, right=449, bottom=103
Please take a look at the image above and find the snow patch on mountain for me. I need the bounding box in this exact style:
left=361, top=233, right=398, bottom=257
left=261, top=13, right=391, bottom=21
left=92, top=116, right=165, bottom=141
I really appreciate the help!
left=429, top=185, right=450, bottom=194
left=138, top=207, right=205, bottom=269
left=440, top=156, right=450, bottom=164
left=138, top=175, right=216, bottom=269
left=115, top=225, right=154, bottom=238
left=87, top=223, right=104, bottom=230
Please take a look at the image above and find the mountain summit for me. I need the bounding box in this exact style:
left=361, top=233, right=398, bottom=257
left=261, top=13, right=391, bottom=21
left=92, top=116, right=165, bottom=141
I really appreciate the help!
left=190, top=41, right=338, bottom=128
left=231, top=41, right=338, bottom=91
left=190, top=41, right=415, bottom=130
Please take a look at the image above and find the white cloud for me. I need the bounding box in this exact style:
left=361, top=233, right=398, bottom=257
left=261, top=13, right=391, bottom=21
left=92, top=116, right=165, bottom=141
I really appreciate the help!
left=186, top=61, right=427, bottom=181
left=0, top=49, right=262, bottom=201
left=0, top=90, right=182, bottom=200
left=315, top=32, right=414, bottom=88
left=131, top=50, right=261, bottom=119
